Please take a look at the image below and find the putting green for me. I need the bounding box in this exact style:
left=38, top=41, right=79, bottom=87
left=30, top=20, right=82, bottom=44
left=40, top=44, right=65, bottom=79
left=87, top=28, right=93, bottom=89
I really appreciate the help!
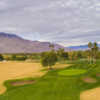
left=59, top=69, right=87, bottom=76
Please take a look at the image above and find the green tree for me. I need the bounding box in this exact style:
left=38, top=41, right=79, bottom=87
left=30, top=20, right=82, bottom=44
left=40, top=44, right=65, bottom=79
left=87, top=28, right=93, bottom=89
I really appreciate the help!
left=11, top=54, right=27, bottom=61
left=12, top=55, right=17, bottom=60
left=41, top=51, right=57, bottom=70
left=68, top=51, right=75, bottom=61
left=0, top=54, right=4, bottom=61
left=88, top=42, right=99, bottom=63
left=88, top=42, right=93, bottom=63
left=92, top=42, right=99, bottom=63
left=88, top=42, right=92, bottom=49
left=77, top=51, right=83, bottom=59
left=57, top=48, right=68, bottom=60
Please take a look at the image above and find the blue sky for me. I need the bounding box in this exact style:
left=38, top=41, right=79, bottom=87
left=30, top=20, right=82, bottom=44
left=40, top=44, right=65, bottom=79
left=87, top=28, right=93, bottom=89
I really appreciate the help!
left=0, top=0, right=100, bottom=46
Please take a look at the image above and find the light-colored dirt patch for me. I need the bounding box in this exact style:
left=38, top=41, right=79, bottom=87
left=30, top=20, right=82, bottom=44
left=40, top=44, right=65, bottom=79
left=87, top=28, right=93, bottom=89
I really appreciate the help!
left=11, top=80, right=35, bottom=86
left=42, top=63, right=71, bottom=71
left=53, top=63, right=71, bottom=69
left=82, top=77, right=97, bottom=83
left=80, top=88, right=100, bottom=100
left=0, top=61, right=45, bottom=94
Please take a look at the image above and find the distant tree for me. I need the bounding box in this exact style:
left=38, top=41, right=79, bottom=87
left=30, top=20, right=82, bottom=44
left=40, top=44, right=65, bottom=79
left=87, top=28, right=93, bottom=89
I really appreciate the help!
left=88, top=42, right=93, bottom=49
left=11, top=54, right=27, bottom=61
left=96, top=51, right=100, bottom=59
left=92, top=42, right=99, bottom=63
left=57, top=48, right=68, bottom=60
left=57, top=48, right=64, bottom=55
left=61, top=52, right=68, bottom=60
left=0, top=54, right=4, bottom=61
left=88, top=42, right=93, bottom=63
left=85, top=50, right=91, bottom=62
left=41, top=51, right=57, bottom=70
left=88, top=42, right=99, bottom=63
left=68, top=51, right=75, bottom=60
left=12, top=55, right=17, bottom=60
left=49, top=44, right=55, bottom=50
left=68, top=51, right=84, bottom=61
left=77, top=51, right=83, bottom=59
left=73, top=51, right=78, bottom=60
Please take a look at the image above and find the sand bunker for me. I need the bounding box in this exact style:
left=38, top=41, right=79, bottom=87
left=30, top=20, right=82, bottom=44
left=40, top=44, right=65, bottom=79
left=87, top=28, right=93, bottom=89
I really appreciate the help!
left=0, top=61, right=45, bottom=94
left=82, top=77, right=97, bottom=83
left=80, top=88, right=100, bottom=100
left=11, top=80, right=35, bottom=86
left=96, top=73, right=100, bottom=77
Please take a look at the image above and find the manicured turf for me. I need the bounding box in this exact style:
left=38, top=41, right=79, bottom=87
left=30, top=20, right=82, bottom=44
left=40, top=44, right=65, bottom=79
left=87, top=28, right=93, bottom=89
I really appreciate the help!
left=0, top=60, right=100, bottom=100
left=58, top=69, right=87, bottom=76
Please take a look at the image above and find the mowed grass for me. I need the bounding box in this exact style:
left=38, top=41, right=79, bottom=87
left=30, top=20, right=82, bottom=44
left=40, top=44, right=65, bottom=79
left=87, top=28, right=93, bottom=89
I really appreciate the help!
left=0, top=60, right=100, bottom=100
left=58, top=69, right=87, bottom=76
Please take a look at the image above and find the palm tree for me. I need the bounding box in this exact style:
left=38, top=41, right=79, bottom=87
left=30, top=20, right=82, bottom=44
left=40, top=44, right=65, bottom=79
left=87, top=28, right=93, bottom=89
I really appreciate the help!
left=88, top=42, right=99, bottom=64
left=88, top=42, right=93, bottom=63
left=92, top=42, right=99, bottom=63
left=88, top=42, right=92, bottom=49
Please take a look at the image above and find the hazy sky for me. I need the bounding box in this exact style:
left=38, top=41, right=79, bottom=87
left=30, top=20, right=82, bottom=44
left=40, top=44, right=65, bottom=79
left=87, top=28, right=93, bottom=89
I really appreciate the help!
left=0, top=0, right=100, bottom=46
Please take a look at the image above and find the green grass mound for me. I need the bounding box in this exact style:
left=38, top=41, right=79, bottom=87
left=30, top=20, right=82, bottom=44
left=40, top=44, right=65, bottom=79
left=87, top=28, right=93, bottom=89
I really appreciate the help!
left=59, top=69, right=87, bottom=76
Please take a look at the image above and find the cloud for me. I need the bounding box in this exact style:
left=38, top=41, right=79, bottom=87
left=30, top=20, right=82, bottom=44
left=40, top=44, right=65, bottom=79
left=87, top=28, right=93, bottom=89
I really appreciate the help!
left=0, top=1, right=7, bottom=10
left=0, top=0, right=100, bottom=46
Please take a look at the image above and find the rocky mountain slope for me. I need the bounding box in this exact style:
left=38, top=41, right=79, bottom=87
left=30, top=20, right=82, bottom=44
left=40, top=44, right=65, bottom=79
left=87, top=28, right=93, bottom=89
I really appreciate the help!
left=0, top=32, right=70, bottom=53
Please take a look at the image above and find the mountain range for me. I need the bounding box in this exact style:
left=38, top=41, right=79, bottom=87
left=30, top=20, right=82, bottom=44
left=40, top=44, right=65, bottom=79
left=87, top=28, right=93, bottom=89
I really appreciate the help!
left=68, top=44, right=100, bottom=51
left=68, top=45, right=89, bottom=51
left=0, top=32, right=70, bottom=53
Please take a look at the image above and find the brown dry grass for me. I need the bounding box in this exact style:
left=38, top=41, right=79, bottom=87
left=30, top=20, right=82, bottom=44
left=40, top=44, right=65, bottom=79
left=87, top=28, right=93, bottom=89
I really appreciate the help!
left=0, top=61, right=70, bottom=95
left=80, top=88, right=100, bottom=100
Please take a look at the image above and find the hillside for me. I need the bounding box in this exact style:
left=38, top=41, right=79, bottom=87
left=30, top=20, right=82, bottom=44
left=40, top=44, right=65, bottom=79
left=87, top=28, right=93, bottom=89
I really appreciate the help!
left=0, top=32, right=70, bottom=53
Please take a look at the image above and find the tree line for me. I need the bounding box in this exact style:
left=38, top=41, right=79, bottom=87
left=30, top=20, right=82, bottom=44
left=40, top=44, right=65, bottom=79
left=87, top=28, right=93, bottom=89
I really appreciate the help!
left=0, top=42, right=99, bottom=69
left=41, top=42, right=100, bottom=69
left=0, top=53, right=41, bottom=61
